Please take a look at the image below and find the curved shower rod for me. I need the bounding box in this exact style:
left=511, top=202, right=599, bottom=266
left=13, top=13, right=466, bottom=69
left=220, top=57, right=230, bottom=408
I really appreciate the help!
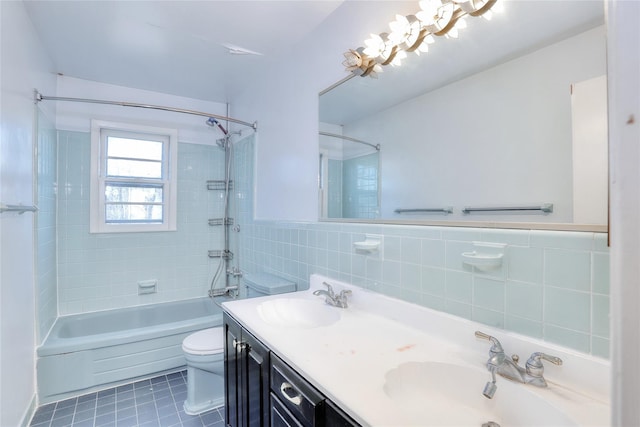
left=319, top=131, right=380, bottom=151
left=34, top=90, right=257, bottom=130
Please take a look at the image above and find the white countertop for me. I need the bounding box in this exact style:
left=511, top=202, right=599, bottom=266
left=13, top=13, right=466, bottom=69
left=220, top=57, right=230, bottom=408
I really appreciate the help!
left=222, top=274, right=610, bottom=426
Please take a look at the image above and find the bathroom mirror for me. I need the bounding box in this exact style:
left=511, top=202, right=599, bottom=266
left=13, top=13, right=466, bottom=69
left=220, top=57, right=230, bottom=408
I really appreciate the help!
left=319, top=0, right=607, bottom=231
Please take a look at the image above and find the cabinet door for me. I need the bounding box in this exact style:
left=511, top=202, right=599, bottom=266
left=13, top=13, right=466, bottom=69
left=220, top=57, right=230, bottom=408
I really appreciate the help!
left=224, top=312, right=271, bottom=427
left=224, top=313, right=242, bottom=427
left=244, top=329, right=270, bottom=427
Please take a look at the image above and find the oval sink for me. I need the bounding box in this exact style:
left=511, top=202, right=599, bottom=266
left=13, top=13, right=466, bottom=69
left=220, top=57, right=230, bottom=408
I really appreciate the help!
left=256, top=298, right=341, bottom=329
left=383, top=361, right=578, bottom=426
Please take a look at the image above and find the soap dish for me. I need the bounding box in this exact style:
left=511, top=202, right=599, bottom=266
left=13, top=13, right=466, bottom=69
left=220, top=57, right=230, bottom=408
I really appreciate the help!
left=461, top=252, right=503, bottom=270
left=353, top=234, right=383, bottom=254
left=354, top=241, right=379, bottom=252
left=461, top=241, right=506, bottom=271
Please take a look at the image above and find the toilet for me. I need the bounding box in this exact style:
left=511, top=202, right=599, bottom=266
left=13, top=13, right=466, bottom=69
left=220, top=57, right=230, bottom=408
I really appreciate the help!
left=182, top=273, right=296, bottom=415
left=243, top=272, right=297, bottom=299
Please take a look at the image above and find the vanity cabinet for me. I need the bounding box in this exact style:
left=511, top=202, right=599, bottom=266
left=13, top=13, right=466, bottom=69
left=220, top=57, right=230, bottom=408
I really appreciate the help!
left=223, top=313, right=360, bottom=427
left=224, top=313, right=271, bottom=427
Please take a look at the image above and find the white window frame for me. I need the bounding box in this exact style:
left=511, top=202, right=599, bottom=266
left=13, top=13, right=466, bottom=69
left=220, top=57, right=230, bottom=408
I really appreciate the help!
left=90, top=120, right=178, bottom=233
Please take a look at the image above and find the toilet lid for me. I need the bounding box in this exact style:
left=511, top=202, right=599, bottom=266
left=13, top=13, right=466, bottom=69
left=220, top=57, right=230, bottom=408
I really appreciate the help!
left=182, top=327, right=224, bottom=355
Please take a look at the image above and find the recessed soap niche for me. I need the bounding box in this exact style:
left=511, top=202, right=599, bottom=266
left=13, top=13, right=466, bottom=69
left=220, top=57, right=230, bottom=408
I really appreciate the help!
left=461, top=242, right=506, bottom=271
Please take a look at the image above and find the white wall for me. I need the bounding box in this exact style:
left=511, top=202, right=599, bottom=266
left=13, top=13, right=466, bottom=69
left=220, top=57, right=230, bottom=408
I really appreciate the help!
left=571, top=75, right=608, bottom=225
left=607, top=0, right=640, bottom=424
left=231, top=1, right=415, bottom=221
left=0, top=2, right=57, bottom=426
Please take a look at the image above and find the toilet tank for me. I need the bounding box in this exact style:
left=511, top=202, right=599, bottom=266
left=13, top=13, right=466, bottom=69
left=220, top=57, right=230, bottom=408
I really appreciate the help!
left=244, top=272, right=296, bottom=298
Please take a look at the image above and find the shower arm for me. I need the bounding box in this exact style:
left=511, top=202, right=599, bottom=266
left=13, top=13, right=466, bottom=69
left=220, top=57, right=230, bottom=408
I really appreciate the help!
left=34, top=90, right=257, bottom=131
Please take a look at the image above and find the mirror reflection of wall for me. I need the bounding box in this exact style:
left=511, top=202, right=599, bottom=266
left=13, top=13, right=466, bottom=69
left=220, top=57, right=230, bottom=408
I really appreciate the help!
left=319, top=125, right=380, bottom=219
left=319, top=1, right=607, bottom=229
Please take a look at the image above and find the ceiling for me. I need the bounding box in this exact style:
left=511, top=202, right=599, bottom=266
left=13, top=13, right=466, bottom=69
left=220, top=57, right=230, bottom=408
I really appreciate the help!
left=23, top=0, right=605, bottom=116
left=23, top=0, right=346, bottom=103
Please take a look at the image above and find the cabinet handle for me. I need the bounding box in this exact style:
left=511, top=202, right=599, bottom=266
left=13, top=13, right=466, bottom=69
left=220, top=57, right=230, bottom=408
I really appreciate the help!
left=279, top=382, right=303, bottom=406
left=233, top=339, right=247, bottom=350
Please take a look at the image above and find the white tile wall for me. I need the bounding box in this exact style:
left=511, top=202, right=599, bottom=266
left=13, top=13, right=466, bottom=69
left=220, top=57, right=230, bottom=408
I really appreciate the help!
left=242, top=221, right=610, bottom=358
left=50, top=129, right=609, bottom=358
left=56, top=131, right=227, bottom=314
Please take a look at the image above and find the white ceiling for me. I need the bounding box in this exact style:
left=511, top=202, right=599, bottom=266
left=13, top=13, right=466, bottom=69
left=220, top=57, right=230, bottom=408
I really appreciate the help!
left=23, top=0, right=345, bottom=103
left=23, top=0, right=605, bottom=116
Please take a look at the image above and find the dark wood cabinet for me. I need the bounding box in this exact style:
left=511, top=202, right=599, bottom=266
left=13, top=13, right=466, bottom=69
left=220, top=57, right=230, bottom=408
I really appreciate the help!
left=224, top=313, right=270, bottom=427
left=324, top=400, right=359, bottom=427
left=224, top=312, right=360, bottom=427
left=270, top=353, right=325, bottom=427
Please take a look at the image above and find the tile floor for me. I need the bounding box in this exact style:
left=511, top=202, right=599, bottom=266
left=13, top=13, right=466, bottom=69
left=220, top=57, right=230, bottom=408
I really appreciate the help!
left=29, top=371, right=225, bottom=427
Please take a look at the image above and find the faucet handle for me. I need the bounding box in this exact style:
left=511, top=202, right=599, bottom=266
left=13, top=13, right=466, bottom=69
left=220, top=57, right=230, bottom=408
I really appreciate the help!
left=475, top=331, right=505, bottom=353
left=526, top=352, right=563, bottom=378
left=336, top=289, right=352, bottom=306
left=321, top=281, right=335, bottom=297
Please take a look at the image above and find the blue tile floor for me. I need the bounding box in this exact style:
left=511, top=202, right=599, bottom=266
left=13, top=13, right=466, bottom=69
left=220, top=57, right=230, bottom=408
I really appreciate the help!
left=29, top=371, right=225, bottom=427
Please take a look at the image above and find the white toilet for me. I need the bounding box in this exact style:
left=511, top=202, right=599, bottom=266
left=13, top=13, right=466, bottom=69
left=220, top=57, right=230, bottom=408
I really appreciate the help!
left=182, top=273, right=296, bottom=415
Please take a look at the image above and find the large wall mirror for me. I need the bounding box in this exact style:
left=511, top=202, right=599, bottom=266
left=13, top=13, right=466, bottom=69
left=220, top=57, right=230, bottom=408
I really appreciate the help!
left=319, top=0, right=607, bottom=231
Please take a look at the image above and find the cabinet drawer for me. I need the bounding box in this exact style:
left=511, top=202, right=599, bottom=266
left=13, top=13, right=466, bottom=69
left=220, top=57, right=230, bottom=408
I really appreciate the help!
left=325, top=400, right=360, bottom=426
left=270, top=353, right=325, bottom=426
left=271, top=392, right=304, bottom=427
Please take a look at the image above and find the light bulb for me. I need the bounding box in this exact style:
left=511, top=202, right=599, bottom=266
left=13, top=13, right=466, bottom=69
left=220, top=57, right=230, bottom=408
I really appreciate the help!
left=391, top=50, right=407, bottom=66
left=417, top=0, right=441, bottom=25
left=389, top=15, right=410, bottom=44
left=363, top=34, right=385, bottom=58
left=415, top=41, right=429, bottom=55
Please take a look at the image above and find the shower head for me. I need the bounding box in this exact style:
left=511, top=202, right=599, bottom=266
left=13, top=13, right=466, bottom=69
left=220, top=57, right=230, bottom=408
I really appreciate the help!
left=205, top=117, right=228, bottom=135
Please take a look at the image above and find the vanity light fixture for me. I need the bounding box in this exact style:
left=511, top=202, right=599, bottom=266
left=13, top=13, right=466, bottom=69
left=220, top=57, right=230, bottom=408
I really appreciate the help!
left=343, top=0, right=500, bottom=77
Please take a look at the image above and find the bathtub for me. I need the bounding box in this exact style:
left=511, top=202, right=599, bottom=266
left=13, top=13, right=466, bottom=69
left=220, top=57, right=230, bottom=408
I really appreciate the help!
left=37, top=297, right=222, bottom=403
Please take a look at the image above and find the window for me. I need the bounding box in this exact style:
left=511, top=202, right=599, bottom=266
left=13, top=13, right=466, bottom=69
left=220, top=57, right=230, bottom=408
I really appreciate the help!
left=90, top=120, right=178, bottom=233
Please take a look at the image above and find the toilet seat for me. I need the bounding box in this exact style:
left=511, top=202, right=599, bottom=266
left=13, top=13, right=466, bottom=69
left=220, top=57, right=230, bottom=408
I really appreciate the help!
left=182, top=328, right=224, bottom=355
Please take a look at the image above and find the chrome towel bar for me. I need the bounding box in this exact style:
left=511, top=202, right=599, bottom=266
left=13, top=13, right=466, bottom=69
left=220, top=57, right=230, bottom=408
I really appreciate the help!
left=462, top=204, right=553, bottom=214
left=0, top=203, right=38, bottom=214
left=395, top=207, right=454, bottom=214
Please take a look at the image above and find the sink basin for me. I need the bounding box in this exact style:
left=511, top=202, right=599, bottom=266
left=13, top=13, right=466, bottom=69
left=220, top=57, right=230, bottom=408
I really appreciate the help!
left=383, top=361, right=579, bottom=426
left=256, top=298, right=341, bottom=329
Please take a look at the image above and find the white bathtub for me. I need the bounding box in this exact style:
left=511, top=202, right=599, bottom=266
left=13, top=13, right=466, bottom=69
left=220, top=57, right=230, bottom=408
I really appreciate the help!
left=37, top=297, right=222, bottom=403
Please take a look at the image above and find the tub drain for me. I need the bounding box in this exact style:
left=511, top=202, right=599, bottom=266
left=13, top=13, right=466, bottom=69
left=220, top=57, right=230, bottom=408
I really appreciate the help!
left=482, top=422, right=501, bottom=427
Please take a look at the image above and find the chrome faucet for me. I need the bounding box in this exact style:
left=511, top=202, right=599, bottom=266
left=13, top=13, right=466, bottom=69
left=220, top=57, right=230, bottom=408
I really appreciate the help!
left=313, top=282, right=352, bottom=308
left=475, top=331, right=562, bottom=398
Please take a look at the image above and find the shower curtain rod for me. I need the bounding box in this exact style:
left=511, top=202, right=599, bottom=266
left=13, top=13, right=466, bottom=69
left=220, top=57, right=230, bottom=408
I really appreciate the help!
left=34, top=90, right=257, bottom=130
left=319, top=131, right=380, bottom=151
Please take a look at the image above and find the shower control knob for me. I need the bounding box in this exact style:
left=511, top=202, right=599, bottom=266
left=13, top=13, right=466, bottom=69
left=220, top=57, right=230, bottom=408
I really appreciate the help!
left=233, top=224, right=241, bottom=232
